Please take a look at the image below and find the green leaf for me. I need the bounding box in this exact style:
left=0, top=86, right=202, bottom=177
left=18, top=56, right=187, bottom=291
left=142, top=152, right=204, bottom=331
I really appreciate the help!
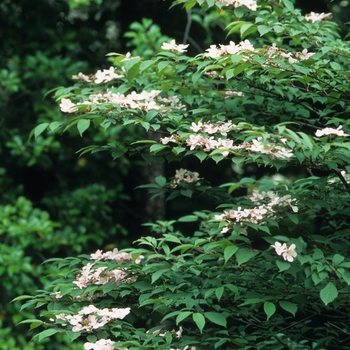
left=239, top=298, right=264, bottom=306
left=276, top=260, right=291, bottom=272
left=263, top=301, right=276, bottom=320
left=192, top=71, right=202, bottom=84
left=155, top=176, right=167, bottom=186
left=192, top=313, right=205, bottom=333
left=342, top=271, right=350, bottom=285
left=240, top=23, right=256, bottom=40
left=178, top=215, right=198, bottom=222
left=224, top=245, right=238, bottom=264
left=34, top=123, right=49, bottom=139
left=257, top=25, right=270, bottom=36
left=146, top=109, right=158, bottom=122
left=111, top=150, right=124, bottom=160
left=320, top=282, right=338, bottom=306
left=195, top=151, right=207, bottom=162
left=151, top=268, right=169, bottom=284
left=180, top=189, right=193, bottom=198
left=77, top=119, right=90, bottom=136
left=204, top=312, right=227, bottom=328
left=215, top=286, right=224, bottom=301
left=158, top=61, right=170, bottom=74
left=282, top=0, right=294, bottom=11
left=279, top=301, right=297, bottom=316
left=36, top=328, right=60, bottom=342
left=49, top=121, right=63, bottom=132
left=176, top=311, right=192, bottom=325
left=235, top=248, right=254, bottom=265
left=332, top=254, right=344, bottom=266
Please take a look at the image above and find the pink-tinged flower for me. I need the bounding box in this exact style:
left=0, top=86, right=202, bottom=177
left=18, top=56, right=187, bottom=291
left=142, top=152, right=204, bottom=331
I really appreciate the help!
left=94, top=67, right=124, bottom=84
left=271, top=241, right=297, bottom=262
left=217, top=0, right=257, bottom=11
left=271, top=241, right=287, bottom=256
left=305, top=12, right=332, bottom=23
left=315, top=125, right=349, bottom=137
left=296, top=48, right=315, bottom=60
left=84, top=338, right=115, bottom=350
left=72, top=72, right=91, bottom=82
left=282, top=243, right=297, bottom=262
left=60, top=98, right=77, bottom=113
left=161, top=40, right=189, bottom=53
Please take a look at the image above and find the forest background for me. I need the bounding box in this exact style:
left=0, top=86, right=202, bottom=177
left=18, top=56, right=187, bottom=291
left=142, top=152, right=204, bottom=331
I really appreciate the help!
left=1, top=0, right=350, bottom=349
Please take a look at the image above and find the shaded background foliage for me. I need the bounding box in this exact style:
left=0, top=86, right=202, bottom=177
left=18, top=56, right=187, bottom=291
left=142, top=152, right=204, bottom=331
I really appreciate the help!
left=1, top=0, right=350, bottom=348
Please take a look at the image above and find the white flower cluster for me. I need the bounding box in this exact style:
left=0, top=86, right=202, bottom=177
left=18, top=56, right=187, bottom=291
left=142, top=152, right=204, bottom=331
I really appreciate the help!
left=56, top=304, right=130, bottom=333
left=60, top=90, right=186, bottom=114
left=243, top=137, right=294, bottom=159
left=161, top=40, right=189, bottom=53
left=186, top=134, right=234, bottom=157
left=250, top=190, right=298, bottom=213
left=215, top=190, right=298, bottom=235
left=59, top=98, right=90, bottom=113
left=267, top=43, right=314, bottom=64
left=217, top=0, right=257, bottom=11
left=171, top=168, right=201, bottom=188
left=215, top=206, right=270, bottom=235
left=315, top=125, right=349, bottom=137
left=190, top=120, right=236, bottom=136
left=72, top=249, right=143, bottom=289
left=72, top=66, right=124, bottom=84
left=271, top=241, right=297, bottom=262
left=84, top=338, right=116, bottom=350
left=205, top=39, right=254, bottom=59
left=184, top=134, right=293, bottom=160
left=305, top=12, right=332, bottom=23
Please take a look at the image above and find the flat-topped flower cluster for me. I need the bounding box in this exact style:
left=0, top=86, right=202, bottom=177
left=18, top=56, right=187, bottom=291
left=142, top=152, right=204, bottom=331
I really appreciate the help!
left=215, top=189, right=298, bottom=235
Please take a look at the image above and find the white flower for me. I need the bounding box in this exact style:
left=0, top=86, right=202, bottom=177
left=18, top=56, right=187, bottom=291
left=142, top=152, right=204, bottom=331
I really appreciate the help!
left=161, top=40, right=189, bottom=53
left=282, top=243, right=297, bottom=262
left=59, top=98, right=77, bottom=113
left=271, top=241, right=287, bottom=256
left=217, top=0, right=257, bottom=11
left=271, top=241, right=297, bottom=262
left=305, top=12, right=332, bottom=23
left=315, top=125, right=349, bottom=137
left=84, top=338, right=115, bottom=350
left=72, top=72, right=91, bottom=82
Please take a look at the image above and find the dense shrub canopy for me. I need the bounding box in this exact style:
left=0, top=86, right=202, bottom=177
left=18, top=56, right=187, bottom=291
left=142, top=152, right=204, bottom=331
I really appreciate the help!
left=15, top=0, right=350, bottom=349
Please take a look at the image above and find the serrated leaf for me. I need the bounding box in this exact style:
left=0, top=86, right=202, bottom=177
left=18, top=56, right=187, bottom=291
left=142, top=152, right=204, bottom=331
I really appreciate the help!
left=180, top=189, right=193, bottom=197
left=36, top=328, right=59, bottom=342
left=257, top=25, right=270, bottom=36
left=77, top=119, right=90, bottom=136
left=204, top=312, right=227, bottom=327
left=215, top=286, right=224, bottom=301
left=176, top=311, right=192, bottom=325
left=276, top=260, right=291, bottom=272
left=239, top=298, right=264, bottom=306
left=279, top=301, right=297, bottom=316
left=192, top=313, right=205, bottom=333
left=151, top=269, right=168, bottom=284
left=30, top=321, right=44, bottom=331
left=236, top=248, right=254, bottom=265
left=49, top=121, right=63, bottom=132
left=332, top=254, right=344, bottom=266
left=320, top=282, right=338, bottom=306
left=224, top=245, right=238, bottom=264
left=342, top=271, right=350, bottom=285
left=263, top=301, right=276, bottom=320
left=282, top=0, right=294, bottom=11
left=34, top=123, right=49, bottom=139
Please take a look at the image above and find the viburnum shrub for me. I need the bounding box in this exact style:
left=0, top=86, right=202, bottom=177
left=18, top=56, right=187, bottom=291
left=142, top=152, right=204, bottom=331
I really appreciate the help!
left=17, top=0, right=350, bottom=349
